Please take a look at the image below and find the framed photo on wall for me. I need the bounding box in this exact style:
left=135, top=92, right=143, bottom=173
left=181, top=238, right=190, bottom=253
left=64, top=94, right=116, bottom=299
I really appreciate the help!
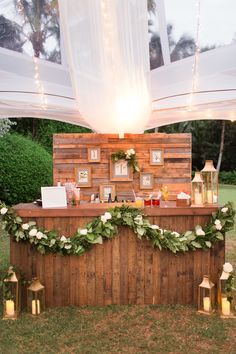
left=140, top=172, right=153, bottom=190
left=110, top=159, right=133, bottom=181
left=75, top=166, right=92, bottom=187
left=150, top=148, right=164, bottom=165
left=99, top=184, right=116, bottom=202
left=88, top=147, right=101, bottom=163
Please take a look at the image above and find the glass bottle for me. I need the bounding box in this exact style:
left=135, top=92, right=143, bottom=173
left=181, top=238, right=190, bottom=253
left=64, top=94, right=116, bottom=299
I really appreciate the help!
left=108, top=193, right=112, bottom=203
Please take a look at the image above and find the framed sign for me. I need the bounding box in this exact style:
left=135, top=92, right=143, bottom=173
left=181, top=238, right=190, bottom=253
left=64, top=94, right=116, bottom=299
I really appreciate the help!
left=99, top=184, right=116, bottom=202
left=150, top=148, right=164, bottom=165
left=88, top=147, right=101, bottom=163
left=110, top=159, right=133, bottom=181
left=41, top=186, right=67, bottom=208
left=75, top=166, right=92, bottom=187
left=140, top=173, right=153, bottom=190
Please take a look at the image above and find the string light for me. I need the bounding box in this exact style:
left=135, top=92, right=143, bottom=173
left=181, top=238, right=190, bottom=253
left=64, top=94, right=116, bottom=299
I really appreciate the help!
left=187, top=0, right=201, bottom=111
left=16, top=0, right=47, bottom=110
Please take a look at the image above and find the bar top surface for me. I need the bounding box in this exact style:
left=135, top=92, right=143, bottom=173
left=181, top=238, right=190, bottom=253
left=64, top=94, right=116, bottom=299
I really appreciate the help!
left=14, top=202, right=218, bottom=218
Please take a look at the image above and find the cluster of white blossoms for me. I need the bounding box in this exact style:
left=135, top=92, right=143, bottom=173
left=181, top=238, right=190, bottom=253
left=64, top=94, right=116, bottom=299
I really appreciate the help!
left=60, top=235, right=72, bottom=249
left=221, top=207, right=228, bottom=213
left=214, top=219, right=222, bottom=230
left=195, top=226, right=205, bottom=236
left=125, top=148, right=135, bottom=159
left=28, top=227, right=48, bottom=240
left=101, top=211, right=112, bottom=224
left=0, top=207, right=8, bottom=215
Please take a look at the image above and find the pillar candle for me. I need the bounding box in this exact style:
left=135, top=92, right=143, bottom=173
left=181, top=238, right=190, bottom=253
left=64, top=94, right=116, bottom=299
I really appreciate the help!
left=207, top=190, right=213, bottom=204
left=32, top=299, right=40, bottom=315
left=221, top=298, right=231, bottom=316
left=203, top=297, right=210, bottom=312
left=194, top=191, right=202, bottom=205
left=6, top=300, right=15, bottom=316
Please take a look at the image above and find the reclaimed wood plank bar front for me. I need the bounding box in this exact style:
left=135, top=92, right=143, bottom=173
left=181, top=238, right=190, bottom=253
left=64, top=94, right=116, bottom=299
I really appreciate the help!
left=11, top=203, right=224, bottom=308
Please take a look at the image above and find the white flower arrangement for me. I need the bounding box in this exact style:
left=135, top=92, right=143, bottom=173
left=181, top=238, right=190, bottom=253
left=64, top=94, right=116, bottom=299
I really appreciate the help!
left=101, top=211, right=112, bottom=224
left=214, top=219, right=222, bottom=230
left=221, top=207, right=228, bottom=213
left=22, top=223, right=30, bottom=230
left=195, top=226, right=205, bottom=236
left=29, top=228, right=37, bottom=237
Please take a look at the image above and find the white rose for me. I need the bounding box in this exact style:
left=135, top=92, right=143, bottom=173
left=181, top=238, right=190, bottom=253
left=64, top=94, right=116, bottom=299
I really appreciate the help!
left=0, top=207, right=8, bottom=215
left=104, top=212, right=112, bottom=220
left=151, top=225, right=159, bottom=230
left=80, top=229, right=88, bottom=235
left=130, top=149, right=135, bottom=155
left=22, top=223, right=30, bottom=230
left=215, top=223, right=222, bottom=230
left=134, top=215, right=143, bottom=225
left=223, top=262, right=233, bottom=273
left=101, top=215, right=107, bottom=224
left=36, top=231, right=43, bottom=240
left=50, top=239, right=56, bottom=246
left=172, top=231, right=180, bottom=237
left=60, top=235, right=67, bottom=242
left=196, top=228, right=205, bottom=236
left=29, top=228, right=37, bottom=237
left=65, top=244, right=72, bottom=250
left=221, top=207, right=228, bottom=213
left=214, top=219, right=221, bottom=225
left=160, top=229, right=163, bottom=235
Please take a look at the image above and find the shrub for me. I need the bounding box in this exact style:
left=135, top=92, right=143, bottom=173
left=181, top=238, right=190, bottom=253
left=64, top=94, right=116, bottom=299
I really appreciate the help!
left=0, top=133, right=52, bottom=205
left=219, top=171, right=236, bottom=185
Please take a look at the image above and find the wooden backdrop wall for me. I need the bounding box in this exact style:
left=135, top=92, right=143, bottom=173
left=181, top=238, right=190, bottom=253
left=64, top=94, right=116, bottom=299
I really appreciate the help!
left=53, top=133, right=192, bottom=201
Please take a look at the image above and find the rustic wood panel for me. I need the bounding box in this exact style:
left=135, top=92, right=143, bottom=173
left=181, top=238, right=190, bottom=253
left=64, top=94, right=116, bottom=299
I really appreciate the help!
left=10, top=210, right=224, bottom=308
left=53, top=133, right=192, bottom=201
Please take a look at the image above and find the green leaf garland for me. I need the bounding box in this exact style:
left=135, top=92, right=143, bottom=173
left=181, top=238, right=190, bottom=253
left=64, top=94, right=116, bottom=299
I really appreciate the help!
left=0, top=202, right=235, bottom=257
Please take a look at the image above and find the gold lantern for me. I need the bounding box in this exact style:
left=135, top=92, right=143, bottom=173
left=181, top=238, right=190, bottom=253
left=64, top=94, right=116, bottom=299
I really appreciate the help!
left=191, top=172, right=204, bottom=206
left=198, top=275, right=215, bottom=315
left=218, top=270, right=236, bottom=318
left=27, top=278, right=45, bottom=316
left=2, top=266, right=21, bottom=320
left=201, top=160, right=218, bottom=205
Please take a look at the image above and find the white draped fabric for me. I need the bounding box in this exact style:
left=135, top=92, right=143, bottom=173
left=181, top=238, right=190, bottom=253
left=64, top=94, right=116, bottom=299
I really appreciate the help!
left=0, top=1, right=236, bottom=131
left=58, top=0, right=151, bottom=134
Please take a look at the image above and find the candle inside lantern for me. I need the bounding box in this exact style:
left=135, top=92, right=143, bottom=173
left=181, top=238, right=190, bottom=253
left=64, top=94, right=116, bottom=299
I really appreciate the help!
left=194, top=190, right=202, bottom=205
left=32, top=300, right=40, bottom=315
left=221, top=297, right=230, bottom=316
left=6, top=300, right=15, bottom=316
left=207, top=190, right=213, bottom=204
left=203, top=297, right=210, bottom=312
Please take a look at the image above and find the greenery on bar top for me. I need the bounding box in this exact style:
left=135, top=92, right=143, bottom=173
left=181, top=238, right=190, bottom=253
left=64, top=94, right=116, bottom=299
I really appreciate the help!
left=0, top=202, right=235, bottom=256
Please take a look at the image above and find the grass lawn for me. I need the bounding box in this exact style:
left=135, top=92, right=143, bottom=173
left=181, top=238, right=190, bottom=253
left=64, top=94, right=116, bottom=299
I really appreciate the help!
left=0, top=185, right=235, bottom=354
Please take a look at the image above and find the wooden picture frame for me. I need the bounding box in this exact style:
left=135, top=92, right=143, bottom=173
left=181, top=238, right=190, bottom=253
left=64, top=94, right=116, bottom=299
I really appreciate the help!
left=99, top=184, right=116, bottom=202
left=88, top=147, right=101, bottom=163
left=110, top=159, right=133, bottom=181
left=150, top=148, right=164, bottom=165
left=140, top=173, right=154, bottom=190
left=75, top=166, right=92, bottom=187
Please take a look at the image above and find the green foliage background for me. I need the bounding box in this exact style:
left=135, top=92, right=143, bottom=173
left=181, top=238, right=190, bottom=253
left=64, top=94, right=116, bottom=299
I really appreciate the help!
left=0, top=133, right=53, bottom=204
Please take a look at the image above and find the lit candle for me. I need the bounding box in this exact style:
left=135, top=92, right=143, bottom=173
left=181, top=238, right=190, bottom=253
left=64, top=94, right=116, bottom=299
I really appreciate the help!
left=32, top=300, right=40, bottom=315
left=203, top=297, right=210, bottom=312
left=207, top=190, right=213, bottom=204
left=221, top=298, right=230, bottom=316
left=194, top=191, right=202, bottom=205
left=6, top=300, right=15, bottom=316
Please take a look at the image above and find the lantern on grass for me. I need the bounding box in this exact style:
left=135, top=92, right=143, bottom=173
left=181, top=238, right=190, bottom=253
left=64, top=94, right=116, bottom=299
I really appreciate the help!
left=218, top=269, right=236, bottom=318
left=201, top=160, right=218, bottom=205
left=191, top=172, right=204, bottom=206
left=2, top=266, right=21, bottom=320
left=27, top=278, right=45, bottom=316
left=198, top=275, right=215, bottom=315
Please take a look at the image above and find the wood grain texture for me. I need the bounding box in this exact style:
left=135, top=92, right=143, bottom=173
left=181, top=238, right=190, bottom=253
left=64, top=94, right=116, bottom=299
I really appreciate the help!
left=53, top=133, right=192, bottom=201
left=10, top=210, right=224, bottom=308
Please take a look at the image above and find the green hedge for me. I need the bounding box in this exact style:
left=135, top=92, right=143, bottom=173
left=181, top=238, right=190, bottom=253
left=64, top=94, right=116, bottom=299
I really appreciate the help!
left=219, top=171, right=236, bottom=185
left=0, top=133, right=52, bottom=205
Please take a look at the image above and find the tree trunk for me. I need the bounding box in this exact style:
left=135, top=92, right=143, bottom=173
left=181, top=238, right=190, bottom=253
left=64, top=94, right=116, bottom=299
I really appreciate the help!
left=216, top=120, right=225, bottom=172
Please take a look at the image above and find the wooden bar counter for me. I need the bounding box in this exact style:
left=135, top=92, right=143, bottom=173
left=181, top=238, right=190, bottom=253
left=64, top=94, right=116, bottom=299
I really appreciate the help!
left=11, top=203, right=224, bottom=308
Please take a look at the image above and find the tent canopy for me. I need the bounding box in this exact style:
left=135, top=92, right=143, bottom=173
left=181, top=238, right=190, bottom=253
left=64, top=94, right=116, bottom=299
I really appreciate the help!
left=0, top=0, right=235, bottom=132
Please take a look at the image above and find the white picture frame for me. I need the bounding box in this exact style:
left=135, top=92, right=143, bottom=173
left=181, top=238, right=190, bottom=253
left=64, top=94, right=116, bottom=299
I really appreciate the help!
left=41, top=186, right=67, bottom=208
